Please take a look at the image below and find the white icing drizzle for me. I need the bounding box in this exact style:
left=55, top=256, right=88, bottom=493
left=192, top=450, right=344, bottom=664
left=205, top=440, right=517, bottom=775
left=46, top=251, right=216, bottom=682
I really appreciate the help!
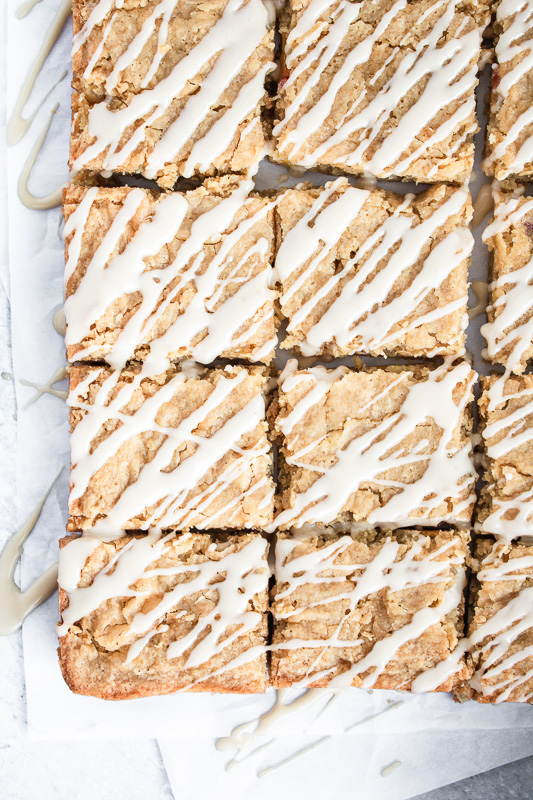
left=276, top=180, right=472, bottom=356
left=17, top=105, right=66, bottom=211
left=255, top=700, right=403, bottom=778
left=485, top=0, right=533, bottom=178
left=271, top=360, right=476, bottom=529
left=217, top=681, right=402, bottom=776
left=274, top=0, right=482, bottom=178
left=0, top=472, right=61, bottom=636
left=64, top=181, right=276, bottom=369
left=58, top=531, right=269, bottom=681
left=482, top=194, right=533, bottom=372
left=7, top=0, right=71, bottom=146
left=16, top=0, right=44, bottom=19
left=217, top=687, right=337, bottom=766
left=68, top=365, right=272, bottom=533
left=273, top=532, right=466, bottom=689
left=71, top=0, right=272, bottom=180
left=381, top=760, right=402, bottom=778
left=20, top=366, right=68, bottom=407
left=479, top=373, right=533, bottom=539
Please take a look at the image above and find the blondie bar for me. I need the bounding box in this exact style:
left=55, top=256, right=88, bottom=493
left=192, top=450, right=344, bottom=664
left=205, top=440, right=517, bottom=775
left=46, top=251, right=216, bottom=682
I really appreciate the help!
left=273, top=0, right=489, bottom=182
left=70, top=0, right=273, bottom=186
left=63, top=178, right=277, bottom=368
left=271, top=527, right=470, bottom=690
left=58, top=531, right=269, bottom=698
left=477, top=373, right=533, bottom=540
left=271, top=360, right=476, bottom=530
left=485, top=1, right=533, bottom=180
left=67, top=364, right=274, bottom=533
left=481, top=190, right=533, bottom=374
left=457, top=538, right=533, bottom=704
left=275, top=179, right=472, bottom=358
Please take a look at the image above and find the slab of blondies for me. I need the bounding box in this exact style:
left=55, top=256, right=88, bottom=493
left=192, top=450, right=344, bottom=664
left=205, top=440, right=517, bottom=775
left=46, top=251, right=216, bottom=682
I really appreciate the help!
left=271, top=360, right=476, bottom=530
left=70, top=0, right=274, bottom=186
left=477, top=373, right=533, bottom=539
left=63, top=177, right=277, bottom=368
left=485, top=1, right=533, bottom=180
left=273, top=0, right=489, bottom=182
left=271, top=526, right=470, bottom=690
left=58, top=531, right=269, bottom=698
left=482, top=190, right=533, bottom=374
left=275, top=178, right=472, bottom=358
left=67, top=364, right=274, bottom=533
left=455, top=537, right=533, bottom=704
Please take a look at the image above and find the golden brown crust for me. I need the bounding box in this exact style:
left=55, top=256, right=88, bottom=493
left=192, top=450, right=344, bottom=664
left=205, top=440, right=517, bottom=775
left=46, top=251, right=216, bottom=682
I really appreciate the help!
left=273, top=363, right=475, bottom=528
left=275, top=181, right=471, bottom=358
left=63, top=178, right=277, bottom=365
left=273, top=0, right=490, bottom=182
left=485, top=3, right=533, bottom=180
left=70, top=0, right=273, bottom=186
left=460, top=538, right=533, bottom=704
left=481, top=191, right=533, bottom=372
left=58, top=532, right=269, bottom=698
left=271, top=528, right=471, bottom=691
left=67, top=364, right=274, bottom=532
left=477, top=373, right=533, bottom=537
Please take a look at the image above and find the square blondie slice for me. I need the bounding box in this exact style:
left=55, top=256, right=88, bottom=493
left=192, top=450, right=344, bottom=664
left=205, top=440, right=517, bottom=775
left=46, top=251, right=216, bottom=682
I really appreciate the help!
left=484, top=1, right=533, bottom=180
left=70, top=0, right=274, bottom=187
left=63, top=178, right=277, bottom=368
left=271, top=360, right=476, bottom=530
left=271, top=527, right=470, bottom=690
left=272, top=0, right=489, bottom=182
left=481, top=191, right=533, bottom=374
left=58, top=531, right=269, bottom=698
left=477, top=374, right=533, bottom=539
left=456, top=538, right=533, bottom=704
left=67, top=364, right=274, bottom=533
left=275, top=179, right=472, bottom=358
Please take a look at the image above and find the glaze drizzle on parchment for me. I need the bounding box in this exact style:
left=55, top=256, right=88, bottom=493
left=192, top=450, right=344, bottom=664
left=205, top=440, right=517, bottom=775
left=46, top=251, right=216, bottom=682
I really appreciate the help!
left=8, top=0, right=71, bottom=209
left=0, top=472, right=61, bottom=636
left=215, top=682, right=403, bottom=777
left=255, top=698, right=403, bottom=778
left=20, top=366, right=68, bottom=407
left=16, top=0, right=44, bottom=20
left=7, top=0, right=71, bottom=146
left=17, top=105, right=67, bottom=211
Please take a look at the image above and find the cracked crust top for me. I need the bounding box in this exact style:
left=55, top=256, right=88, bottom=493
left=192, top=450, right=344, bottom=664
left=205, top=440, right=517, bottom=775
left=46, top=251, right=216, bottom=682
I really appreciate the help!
left=67, top=364, right=274, bottom=533
left=275, top=179, right=472, bottom=358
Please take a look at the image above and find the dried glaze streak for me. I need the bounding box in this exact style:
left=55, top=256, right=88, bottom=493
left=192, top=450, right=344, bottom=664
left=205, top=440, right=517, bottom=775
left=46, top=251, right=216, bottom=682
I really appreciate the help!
left=482, top=192, right=533, bottom=374
left=477, top=373, right=533, bottom=540
left=57, top=531, right=270, bottom=698
left=455, top=539, right=533, bottom=704
left=271, top=528, right=470, bottom=690
left=273, top=0, right=488, bottom=182
left=275, top=178, right=472, bottom=358
left=63, top=178, right=277, bottom=369
left=485, top=0, right=533, bottom=179
left=0, top=473, right=62, bottom=636
left=270, top=360, right=476, bottom=530
left=70, top=0, right=274, bottom=186
left=66, top=364, right=275, bottom=533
